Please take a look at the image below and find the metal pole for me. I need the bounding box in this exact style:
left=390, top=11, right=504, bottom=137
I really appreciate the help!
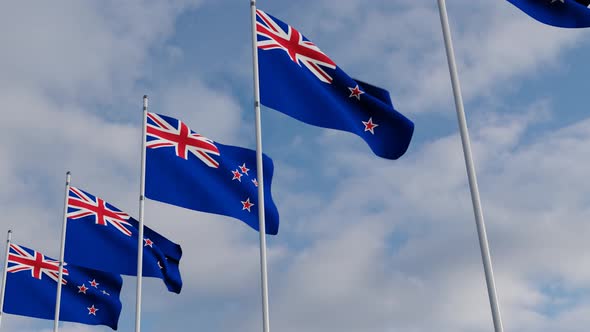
left=54, top=171, right=71, bottom=332
left=436, top=1, right=504, bottom=331
left=0, top=230, right=12, bottom=329
left=135, top=95, right=148, bottom=332
left=249, top=3, right=271, bottom=332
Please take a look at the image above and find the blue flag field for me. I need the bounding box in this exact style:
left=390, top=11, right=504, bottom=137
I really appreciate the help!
left=507, top=0, right=590, bottom=28
left=3, top=243, right=122, bottom=330
left=144, top=112, right=280, bottom=235
left=64, top=187, right=183, bottom=293
left=256, top=9, right=414, bottom=160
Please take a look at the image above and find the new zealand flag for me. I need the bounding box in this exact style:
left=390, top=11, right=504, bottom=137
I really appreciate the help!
left=507, top=0, right=590, bottom=28
left=256, top=9, right=414, bottom=160
left=3, top=243, right=122, bottom=330
left=144, top=112, right=280, bottom=235
left=64, top=187, right=182, bottom=293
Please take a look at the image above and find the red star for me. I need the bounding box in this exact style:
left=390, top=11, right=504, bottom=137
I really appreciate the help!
left=144, top=238, right=153, bottom=247
left=241, top=198, right=255, bottom=212
left=362, top=117, right=379, bottom=134
left=252, top=178, right=258, bottom=187
left=89, top=279, right=99, bottom=288
left=78, top=284, right=88, bottom=294
left=87, top=305, right=99, bottom=315
left=232, top=169, right=243, bottom=182
left=348, top=85, right=364, bottom=100
left=239, top=163, right=250, bottom=175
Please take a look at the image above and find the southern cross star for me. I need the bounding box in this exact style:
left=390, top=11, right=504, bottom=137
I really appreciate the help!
left=241, top=198, right=254, bottom=212
left=232, top=169, right=243, bottom=182
left=362, top=117, right=379, bottom=134
left=87, top=305, right=99, bottom=315
left=239, top=163, right=250, bottom=175
left=78, top=284, right=88, bottom=294
left=144, top=238, right=154, bottom=247
left=348, top=85, right=364, bottom=100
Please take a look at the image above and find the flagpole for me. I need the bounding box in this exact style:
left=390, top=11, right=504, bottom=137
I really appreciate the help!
left=54, top=171, right=71, bottom=332
left=0, top=230, right=12, bottom=329
left=135, top=95, right=148, bottom=332
left=436, top=1, right=504, bottom=332
left=249, top=2, right=272, bottom=332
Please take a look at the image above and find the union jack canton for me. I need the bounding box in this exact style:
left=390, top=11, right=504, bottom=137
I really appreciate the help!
left=7, top=243, right=68, bottom=284
left=67, top=187, right=133, bottom=236
left=147, top=112, right=220, bottom=167
left=256, top=9, right=336, bottom=83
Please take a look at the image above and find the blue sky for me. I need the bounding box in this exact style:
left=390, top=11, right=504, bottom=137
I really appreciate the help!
left=2, top=1, right=590, bottom=331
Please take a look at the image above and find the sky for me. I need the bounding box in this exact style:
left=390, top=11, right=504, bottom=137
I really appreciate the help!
left=1, top=0, right=590, bottom=331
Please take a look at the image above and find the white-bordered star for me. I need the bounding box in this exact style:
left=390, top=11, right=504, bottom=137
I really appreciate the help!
left=348, top=85, right=365, bottom=100
left=78, top=284, right=88, bottom=294
left=252, top=178, right=258, bottom=187
left=362, top=117, right=379, bottom=134
left=239, top=163, right=250, bottom=175
left=87, top=305, right=99, bottom=315
left=89, top=279, right=99, bottom=288
left=241, top=198, right=255, bottom=212
left=144, top=238, right=154, bottom=247
left=232, top=169, right=243, bottom=182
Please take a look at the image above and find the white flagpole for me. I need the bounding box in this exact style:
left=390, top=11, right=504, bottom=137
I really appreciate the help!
left=135, top=95, right=148, bottom=332
left=0, top=230, right=12, bottom=329
left=249, top=2, right=272, bottom=332
left=54, top=171, right=71, bottom=332
left=436, top=1, right=504, bottom=331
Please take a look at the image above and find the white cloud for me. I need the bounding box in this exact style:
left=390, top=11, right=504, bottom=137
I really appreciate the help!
left=247, top=108, right=590, bottom=332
